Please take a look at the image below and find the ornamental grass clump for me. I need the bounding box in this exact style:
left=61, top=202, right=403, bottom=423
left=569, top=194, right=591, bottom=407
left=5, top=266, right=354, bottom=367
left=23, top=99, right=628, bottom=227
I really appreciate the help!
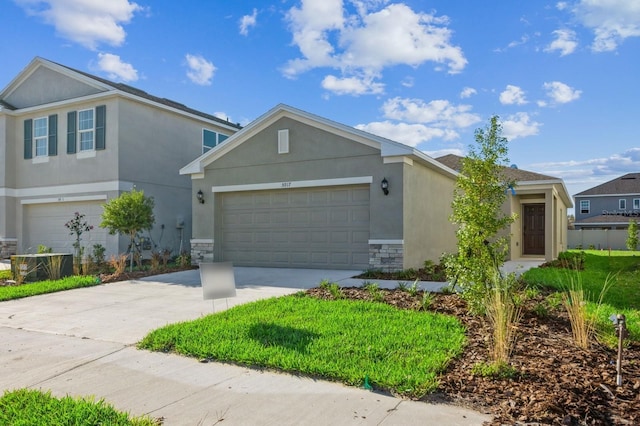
left=485, top=272, right=523, bottom=366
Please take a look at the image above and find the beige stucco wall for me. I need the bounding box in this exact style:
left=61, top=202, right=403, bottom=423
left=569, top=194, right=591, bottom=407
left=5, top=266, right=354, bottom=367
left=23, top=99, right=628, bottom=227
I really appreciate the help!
left=402, top=159, right=457, bottom=268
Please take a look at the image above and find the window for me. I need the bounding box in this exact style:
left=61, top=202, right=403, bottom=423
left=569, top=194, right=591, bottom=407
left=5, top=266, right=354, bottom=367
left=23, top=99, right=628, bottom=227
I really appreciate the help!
left=203, top=129, right=229, bottom=153
left=619, top=199, right=627, bottom=210
left=78, top=109, right=94, bottom=151
left=67, top=106, right=105, bottom=154
left=634, top=199, right=640, bottom=209
left=580, top=200, right=590, bottom=214
left=33, top=117, right=48, bottom=156
left=278, top=129, right=289, bottom=154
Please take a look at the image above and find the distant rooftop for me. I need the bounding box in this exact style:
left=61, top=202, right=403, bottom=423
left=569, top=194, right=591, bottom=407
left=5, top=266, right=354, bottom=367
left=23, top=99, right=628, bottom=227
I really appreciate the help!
left=575, top=173, right=640, bottom=196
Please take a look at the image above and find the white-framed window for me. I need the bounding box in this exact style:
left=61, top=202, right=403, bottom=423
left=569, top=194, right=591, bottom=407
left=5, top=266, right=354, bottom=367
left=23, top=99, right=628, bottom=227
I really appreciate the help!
left=580, top=200, right=590, bottom=214
left=78, top=108, right=95, bottom=151
left=634, top=199, right=640, bottom=209
left=203, top=129, right=229, bottom=153
left=33, top=117, right=48, bottom=157
left=619, top=199, right=627, bottom=210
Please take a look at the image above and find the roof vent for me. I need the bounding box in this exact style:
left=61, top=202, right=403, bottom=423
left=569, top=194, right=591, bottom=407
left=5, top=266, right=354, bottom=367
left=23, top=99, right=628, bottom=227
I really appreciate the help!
left=510, top=164, right=518, bottom=169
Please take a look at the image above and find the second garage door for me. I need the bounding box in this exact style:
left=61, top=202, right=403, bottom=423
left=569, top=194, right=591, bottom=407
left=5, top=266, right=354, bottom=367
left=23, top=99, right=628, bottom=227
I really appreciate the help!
left=219, top=185, right=370, bottom=269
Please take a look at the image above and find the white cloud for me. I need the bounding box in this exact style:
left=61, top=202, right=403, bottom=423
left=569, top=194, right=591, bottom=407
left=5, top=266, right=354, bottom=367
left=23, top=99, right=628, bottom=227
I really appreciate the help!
left=545, top=29, right=578, bottom=56
left=96, top=53, right=138, bottom=81
left=283, top=1, right=466, bottom=95
left=571, top=0, right=640, bottom=52
left=381, top=97, right=481, bottom=128
left=239, top=8, right=258, bottom=36
left=185, top=54, right=216, bottom=86
left=321, top=74, right=384, bottom=95
left=543, top=81, right=582, bottom=104
left=15, top=0, right=142, bottom=49
left=556, top=2, right=569, bottom=11
left=460, top=87, right=477, bottom=98
left=356, top=121, right=459, bottom=147
left=501, top=112, right=541, bottom=140
left=499, top=85, right=528, bottom=105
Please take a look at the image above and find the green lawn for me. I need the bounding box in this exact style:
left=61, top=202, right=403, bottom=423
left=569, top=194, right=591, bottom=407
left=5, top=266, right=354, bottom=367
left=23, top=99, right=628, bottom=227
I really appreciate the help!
left=0, top=275, right=100, bottom=301
left=522, top=250, right=640, bottom=343
left=0, top=389, right=158, bottom=425
left=139, top=293, right=466, bottom=397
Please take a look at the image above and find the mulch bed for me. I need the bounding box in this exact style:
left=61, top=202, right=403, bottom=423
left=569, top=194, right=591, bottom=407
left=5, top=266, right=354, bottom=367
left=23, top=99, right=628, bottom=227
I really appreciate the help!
left=306, top=287, right=640, bottom=425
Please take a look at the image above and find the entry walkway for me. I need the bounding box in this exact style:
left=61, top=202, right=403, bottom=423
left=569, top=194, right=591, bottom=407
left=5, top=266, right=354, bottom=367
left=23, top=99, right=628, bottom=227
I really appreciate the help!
left=0, top=267, right=491, bottom=425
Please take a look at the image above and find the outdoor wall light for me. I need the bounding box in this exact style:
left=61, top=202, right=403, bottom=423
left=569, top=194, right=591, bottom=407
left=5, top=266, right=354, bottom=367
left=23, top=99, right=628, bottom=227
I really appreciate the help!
left=381, top=178, right=389, bottom=195
left=197, top=189, right=205, bottom=204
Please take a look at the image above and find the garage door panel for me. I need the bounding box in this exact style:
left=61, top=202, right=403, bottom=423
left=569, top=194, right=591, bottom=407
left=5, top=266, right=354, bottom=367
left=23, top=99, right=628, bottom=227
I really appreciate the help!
left=24, top=201, right=106, bottom=254
left=220, top=185, right=370, bottom=269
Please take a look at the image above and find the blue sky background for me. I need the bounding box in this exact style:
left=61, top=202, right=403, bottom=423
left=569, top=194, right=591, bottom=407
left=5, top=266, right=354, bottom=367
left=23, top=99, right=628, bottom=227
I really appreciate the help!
left=2, top=0, right=639, bottom=210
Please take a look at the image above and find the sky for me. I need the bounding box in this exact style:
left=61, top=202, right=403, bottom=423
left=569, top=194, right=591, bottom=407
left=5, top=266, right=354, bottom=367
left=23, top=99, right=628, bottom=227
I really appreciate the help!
left=2, top=0, right=640, bottom=210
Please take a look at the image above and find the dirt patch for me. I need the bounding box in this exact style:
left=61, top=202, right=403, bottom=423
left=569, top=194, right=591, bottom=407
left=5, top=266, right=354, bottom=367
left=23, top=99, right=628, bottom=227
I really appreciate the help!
left=306, top=287, right=640, bottom=425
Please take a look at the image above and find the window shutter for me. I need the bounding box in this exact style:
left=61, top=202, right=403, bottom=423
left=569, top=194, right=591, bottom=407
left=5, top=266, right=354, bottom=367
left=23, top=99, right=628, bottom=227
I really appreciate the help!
left=95, top=105, right=106, bottom=150
left=67, top=111, right=77, bottom=153
left=48, top=114, right=58, bottom=156
left=24, top=119, right=33, bottom=159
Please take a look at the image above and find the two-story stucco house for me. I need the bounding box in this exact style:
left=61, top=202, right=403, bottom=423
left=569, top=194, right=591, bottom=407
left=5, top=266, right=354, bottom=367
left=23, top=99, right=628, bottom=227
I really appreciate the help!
left=573, top=173, right=640, bottom=230
left=0, top=57, right=240, bottom=259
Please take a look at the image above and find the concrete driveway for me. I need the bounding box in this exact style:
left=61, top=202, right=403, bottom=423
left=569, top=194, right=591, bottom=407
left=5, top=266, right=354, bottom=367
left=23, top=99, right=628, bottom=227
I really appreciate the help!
left=0, top=267, right=491, bottom=425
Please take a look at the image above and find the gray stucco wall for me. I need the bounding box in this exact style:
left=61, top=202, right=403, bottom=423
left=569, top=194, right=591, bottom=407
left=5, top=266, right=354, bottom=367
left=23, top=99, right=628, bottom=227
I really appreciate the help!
left=5, top=66, right=104, bottom=109
left=575, top=195, right=640, bottom=222
left=402, top=161, right=457, bottom=268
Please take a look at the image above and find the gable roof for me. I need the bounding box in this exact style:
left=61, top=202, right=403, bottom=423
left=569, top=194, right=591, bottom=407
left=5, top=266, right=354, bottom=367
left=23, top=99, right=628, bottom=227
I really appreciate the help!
left=0, top=57, right=240, bottom=131
left=575, top=173, right=640, bottom=197
left=180, top=103, right=460, bottom=178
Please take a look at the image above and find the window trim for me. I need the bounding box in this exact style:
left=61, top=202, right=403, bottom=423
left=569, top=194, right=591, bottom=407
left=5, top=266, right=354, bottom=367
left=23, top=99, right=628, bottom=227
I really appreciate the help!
left=580, top=200, right=590, bottom=214
left=619, top=199, right=627, bottom=210
left=634, top=198, right=640, bottom=210
left=78, top=108, right=95, bottom=152
left=202, top=128, right=229, bottom=153
left=33, top=116, right=48, bottom=157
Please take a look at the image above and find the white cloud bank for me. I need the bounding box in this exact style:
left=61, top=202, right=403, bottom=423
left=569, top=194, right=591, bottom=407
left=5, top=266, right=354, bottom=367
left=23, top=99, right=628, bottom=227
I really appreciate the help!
left=571, top=0, right=640, bottom=52
left=501, top=112, right=541, bottom=140
left=500, top=85, right=528, bottom=105
left=96, top=53, right=138, bottom=82
left=15, top=0, right=142, bottom=49
left=283, top=0, right=466, bottom=95
left=543, top=81, right=582, bottom=104
left=545, top=29, right=578, bottom=56
left=185, top=54, right=216, bottom=86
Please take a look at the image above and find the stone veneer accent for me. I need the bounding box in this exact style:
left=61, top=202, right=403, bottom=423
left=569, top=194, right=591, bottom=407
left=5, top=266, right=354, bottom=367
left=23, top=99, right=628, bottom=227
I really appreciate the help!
left=369, top=242, right=404, bottom=271
left=0, top=239, right=17, bottom=259
left=190, top=239, right=214, bottom=265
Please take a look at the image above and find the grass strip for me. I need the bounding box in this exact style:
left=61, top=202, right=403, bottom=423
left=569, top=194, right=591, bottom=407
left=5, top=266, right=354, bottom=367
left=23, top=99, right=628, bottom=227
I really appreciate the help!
left=0, top=276, right=100, bottom=301
left=139, top=293, right=465, bottom=397
left=0, top=389, right=158, bottom=425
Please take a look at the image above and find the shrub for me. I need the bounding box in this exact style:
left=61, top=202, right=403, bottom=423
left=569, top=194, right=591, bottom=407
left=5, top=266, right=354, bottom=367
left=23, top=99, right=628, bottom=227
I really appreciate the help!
left=109, top=254, right=128, bottom=276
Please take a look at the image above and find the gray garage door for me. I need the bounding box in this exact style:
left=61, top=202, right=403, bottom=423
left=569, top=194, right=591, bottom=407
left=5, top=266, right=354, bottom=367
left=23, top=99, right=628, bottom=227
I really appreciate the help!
left=219, top=185, right=370, bottom=269
left=23, top=201, right=107, bottom=254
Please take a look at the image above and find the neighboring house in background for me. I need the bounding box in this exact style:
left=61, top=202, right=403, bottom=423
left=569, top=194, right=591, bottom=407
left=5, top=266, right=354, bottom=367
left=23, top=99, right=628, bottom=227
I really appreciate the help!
left=435, top=155, right=572, bottom=262
left=573, top=173, right=640, bottom=230
left=0, top=57, right=240, bottom=259
left=180, top=104, right=460, bottom=271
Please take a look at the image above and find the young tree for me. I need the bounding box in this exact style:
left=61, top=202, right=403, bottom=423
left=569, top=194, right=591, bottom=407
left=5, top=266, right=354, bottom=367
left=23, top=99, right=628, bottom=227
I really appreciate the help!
left=446, top=115, right=517, bottom=313
left=100, top=189, right=155, bottom=271
left=626, top=220, right=638, bottom=251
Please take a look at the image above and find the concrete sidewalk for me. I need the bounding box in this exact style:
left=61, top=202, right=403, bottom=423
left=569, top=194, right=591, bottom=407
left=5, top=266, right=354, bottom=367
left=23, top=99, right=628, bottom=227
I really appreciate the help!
left=0, top=267, right=491, bottom=425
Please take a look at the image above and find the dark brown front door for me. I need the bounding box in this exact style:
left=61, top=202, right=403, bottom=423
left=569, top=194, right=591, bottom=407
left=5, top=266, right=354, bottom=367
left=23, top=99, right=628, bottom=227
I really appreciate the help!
left=523, top=204, right=545, bottom=255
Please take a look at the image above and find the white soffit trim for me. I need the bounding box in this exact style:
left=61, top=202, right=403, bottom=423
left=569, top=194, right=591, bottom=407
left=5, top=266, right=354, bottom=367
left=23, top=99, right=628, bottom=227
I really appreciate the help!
left=212, top=176, right=373, bottom=193
left=21, top=194, right=107, bottom=205
left=369, top=239, right=404, bottom=245
left=11, top=181, right=133, bottom=198
left=383, top=156, right=413, bottom=165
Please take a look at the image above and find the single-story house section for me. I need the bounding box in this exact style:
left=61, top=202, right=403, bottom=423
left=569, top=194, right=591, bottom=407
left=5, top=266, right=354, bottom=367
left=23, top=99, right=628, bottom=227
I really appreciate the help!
left=180, top=104, right=460, bottom=271
left=436, top=154, right=573, bottom=262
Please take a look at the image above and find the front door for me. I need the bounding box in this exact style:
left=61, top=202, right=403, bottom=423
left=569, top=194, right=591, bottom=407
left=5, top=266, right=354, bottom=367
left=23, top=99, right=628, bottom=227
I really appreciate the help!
left=523, top=204, right=545, bottom=255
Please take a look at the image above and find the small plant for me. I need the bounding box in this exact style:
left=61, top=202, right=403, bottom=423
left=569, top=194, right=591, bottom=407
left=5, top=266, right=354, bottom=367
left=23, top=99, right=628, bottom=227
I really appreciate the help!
left=627, top=220, right=639, bottom=250
left=37, top=244, right=52, bottom=254
left=328, top=283, right=344, bottom=300
left=91, top=244, right=106, bottom=267
left=176, top=252, right=191, bottom=268
left=161, top=248, right=171, bottom=268
left=397, top=281, right=408, bottom=292
left=150, top=250, right=163, bottom=271
left=485, top=272, right=523, bottom=365
left=561, top=272, right=615, bottom=349
left=421, top=291, right=434, bottom=310
left=64, top=212, right=93, bottom=274
left=362, top=281, right=384, bottom=302
left=43, top=254, right=63, bottom=280
left=109, top=254, right=128, bottom=276
left=319, top=279, right=331, bottom=290
left=472, top=361, right=518, bottom=379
